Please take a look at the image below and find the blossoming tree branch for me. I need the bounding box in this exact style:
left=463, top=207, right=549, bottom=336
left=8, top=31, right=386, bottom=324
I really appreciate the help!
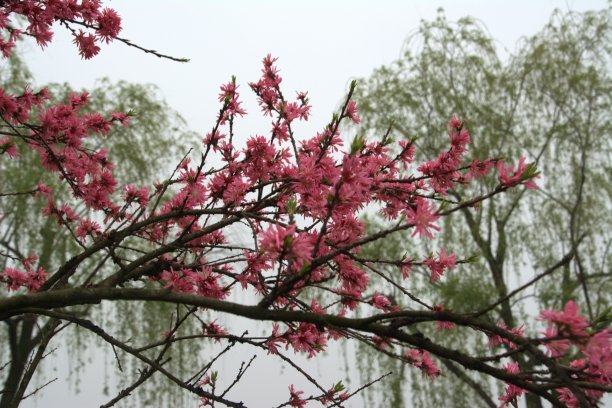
left=0, top=2, right=610, bottom=407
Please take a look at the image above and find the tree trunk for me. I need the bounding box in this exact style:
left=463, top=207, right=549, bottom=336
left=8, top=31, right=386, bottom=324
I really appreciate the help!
left=1, top=319, right=35, bottom=408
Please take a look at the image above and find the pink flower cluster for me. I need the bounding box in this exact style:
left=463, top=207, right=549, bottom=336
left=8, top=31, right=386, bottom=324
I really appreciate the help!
left=17, top=55, right=539, bottom=386
left=202, top=319, right=228, bottom=342
left=405, top=197, right=440, bottom=239
left=497, top=301, right=611, bottom=406
left=156, top=266, right=227, bottom=300
left=0, top=136, right=19, bottom=157
left=372, top=291, right=398, bottom=312
left=288, top=384, right=307, bottom=408
left=488, top=322, right=525, bottom=350
left=404, top=349, right=441, bottom=379
left=0, top=256, right=47, bottom=292
left=266, top=321, right=330, bottom=359
left=417, top=117, right=471, bottom=194
left=1, top=0, right=121, bottom=59
left=538, top=301, right=611, bottom=406
left=497, top=157, right=538, bottom=189
left=432, top=304, right=455, bottom=331
left=0, top=85, right=145, bottom=230
left=0, top=6, right=573, bottom=400
left=423, top=248, right=456, bottom=282
left=499, top=362, right=525, bottom=407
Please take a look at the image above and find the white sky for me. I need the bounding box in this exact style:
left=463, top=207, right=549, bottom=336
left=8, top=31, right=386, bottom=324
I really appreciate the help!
left=19, top=1, right=609, bottom=407
left=22, top=0, right=609, bottom=143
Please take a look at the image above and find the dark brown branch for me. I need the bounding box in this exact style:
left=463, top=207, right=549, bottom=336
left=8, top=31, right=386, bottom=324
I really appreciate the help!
left=1, top=289, right=594, bottom=406
left=475, top=248, right=577, bottom=317
left=440, top=359, right=496, bottom=408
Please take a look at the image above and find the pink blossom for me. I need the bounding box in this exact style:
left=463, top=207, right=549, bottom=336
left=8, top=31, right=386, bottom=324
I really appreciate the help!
left=449, top=126, right=470, bottom=148
left=84, top=112, right=112, bottom=135
left=0, top=136, right=18, bottom=157
left=222, top=177, right=250, bottom=206
left=0, top=30, right=18, bottom=58
left=218, top=81, right=238, bottom=103
left=372, top=291, right=395, bottom=312
left=449, top=116, right=462, bottom=130
left=286, top=322, right=327, bottom=358
left=398, top=140, right=415, bottom=168
left=1, top=267, right=27, bottom=291
left=373, top=336, right=392, bottom=350
left=336, top=255, right=369, bottom=293
left=243, top=135, right=284, bottom=182
left=498, top=362, right=525, bottom=407
left=21, top=255, right=38, bottom=272
left=557, top=388, right=580, bottom=408
left=405, top=197, right=440, bottom=239
left=218, top=80, right=246, bottom=120
left=73, top=31, right=100, bottom=59
left=259, top=224, right=297, bottom=258
left=345, top=100, right=360, bottom=124
left=160, top=267, right=193, bottom=293
left=25, top=268, right=48, bottom=292
left=497, top=157, right=538, bottom=189
left=202, top=130, right=225, bottom=149
left=488, top=322, right=524, bottom=350
left=191, top=267, right=227, bottom=299
left=339, top=288, right=361, bottom=311
left=280, top=101, right=302, bottom=122
left=539, top=300, right=589, bottom=338
left=420, top=351, right=441, bottom=379
left=320, top=383, right=348, bottom=405
left=110, top=111, right=131, bottom=126
left=202, top=320, right=228, bottom=341
left=584, top=329, right=612, bottom=382
left=465, top=159, right=495, bottom=181
left=37, top=181, right=51, bottom=196
left=423, top=248, right=456, bottom=282
left=401, top=257, right=413, bottom=280
left=96, top=8, right=122, bottom=43
left=288, top=385, right=307, bottom=408
left=433, top=304, right=455, bottom=331
left=265, top=323, right=285, bottom=354
left=75, top=219, right=102, bottom=239
left=80, top=0, right=102, bottom=22
left=123, top=184, right=149, bottom=207
left=541, top=324, right=571, bottom=358
left=271, top=120, right=289, bottom=142
left=404, top=349, right=440, bottom=379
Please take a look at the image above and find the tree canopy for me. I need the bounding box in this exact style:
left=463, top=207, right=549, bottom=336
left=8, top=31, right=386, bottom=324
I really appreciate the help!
left=0, top=39, right=196, bottom=408
left=352, top=7, right=612, bottom=407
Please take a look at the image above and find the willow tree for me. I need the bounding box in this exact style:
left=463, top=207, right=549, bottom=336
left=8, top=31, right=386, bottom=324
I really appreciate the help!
left=352, top=7, right=612, bottom=408
left=0, top=48, right=196, bottom=407
left=1, top=3, right=610, bottom=407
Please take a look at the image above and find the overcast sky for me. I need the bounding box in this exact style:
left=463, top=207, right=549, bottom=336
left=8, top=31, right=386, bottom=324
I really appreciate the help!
left=19, top=1, right=609, bottom=407
left=22, top=0, right=609, bottom=143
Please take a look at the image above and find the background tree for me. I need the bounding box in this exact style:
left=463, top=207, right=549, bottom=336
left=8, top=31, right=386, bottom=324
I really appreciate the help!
left=0, top=47, right=197, bottom=407
left=0, top=3, right=609, bottom=408
left=352, top=7, right=612, bottom=408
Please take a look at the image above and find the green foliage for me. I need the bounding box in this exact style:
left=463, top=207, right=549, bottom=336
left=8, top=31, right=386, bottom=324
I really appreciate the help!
left=0, top=47, right=201, bottom=406
left=350, top=6, right=611, bottom=407
left=438, top=267, right=495, bottom=312
left=0, top=50, right=32, bottom=93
